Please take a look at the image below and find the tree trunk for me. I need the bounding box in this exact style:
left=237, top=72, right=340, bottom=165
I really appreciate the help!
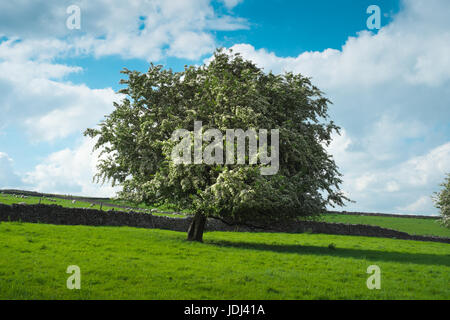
left=187, top=212, right=206, bottom=242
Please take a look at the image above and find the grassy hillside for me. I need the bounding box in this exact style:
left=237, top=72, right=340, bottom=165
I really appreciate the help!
left=0, top=222, right=448, bottom=299
left=322, top=214, right=450, bottom=238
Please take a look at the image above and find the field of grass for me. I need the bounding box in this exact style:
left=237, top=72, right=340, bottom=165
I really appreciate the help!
left=322, top=214, right=450, bottom=238
left=0, top=222, right=448, bottom=300
left=0, top=193, right=183, bottom=218
left=0, top=193, right=107, bottom=210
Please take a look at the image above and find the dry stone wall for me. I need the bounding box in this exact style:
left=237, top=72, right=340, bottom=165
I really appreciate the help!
left=326, top=210, right=439, bottom=219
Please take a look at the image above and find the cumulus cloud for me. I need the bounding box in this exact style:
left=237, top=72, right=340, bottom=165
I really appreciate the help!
left=0, top=41, right=120, bottom=141
left=0, top=0, right=248, bottom=61
left=224, top=0, right=450, bottom=214
left=328, top=132, right=450, bottom=214
left=0, top=152, right=23, bottom=188
left=219, top=0, right=244, bottom=10
left=21, top=82, right=119, bottom=142
left=397, top=196, right=433, bottom=214
left=24, top=137, right=120, bottom=197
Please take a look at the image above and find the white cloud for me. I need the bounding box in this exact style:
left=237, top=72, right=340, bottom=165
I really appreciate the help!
left=0, top=37, right=123, bottom=142
left=220, top=0, right=243, bottom=10
left=397, top=196, right=433, bottom=214
left=386, top=181, right=400, bottom=193
left=327, top=134, right=450, bottom=215
left=0, top=0, right=248, bottom=61
left=0, top=152, right=22, bottom=188
left=167, top=31, right=215, bottom=60
left=24, top=137, right=120, bottom=197
left=393, top=142, right=450, bottom=188
left=22, top=82, right=119, bottom=142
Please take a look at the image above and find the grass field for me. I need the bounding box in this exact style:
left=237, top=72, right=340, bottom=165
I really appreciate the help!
left=322, top=214, right=450, bottom=238
left=0, top=193, right=183, bottom=218
left=0, top=193, right=107, bottom=210
left=0, top=222, right=448, bottom=300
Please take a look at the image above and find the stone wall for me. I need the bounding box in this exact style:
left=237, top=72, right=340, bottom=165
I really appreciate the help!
left=0, top=203, right=448, bottom=244
left=326, top=210, right=439, bottom=219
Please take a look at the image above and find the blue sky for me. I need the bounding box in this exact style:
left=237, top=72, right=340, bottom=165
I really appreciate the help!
left=0, top=0, right=449, bottom=215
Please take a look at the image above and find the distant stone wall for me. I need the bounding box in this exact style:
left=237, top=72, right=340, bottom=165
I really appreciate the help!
left=268, top=220, right=449, bottom=243
left=0, top=203, right=448, bottom=244
left=326, top=210, right=439, bottom=220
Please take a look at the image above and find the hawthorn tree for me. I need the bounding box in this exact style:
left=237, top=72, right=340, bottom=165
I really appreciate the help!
left=433, top=173, right=450, bottom=228
left=85, top=49, right=349, bottom=242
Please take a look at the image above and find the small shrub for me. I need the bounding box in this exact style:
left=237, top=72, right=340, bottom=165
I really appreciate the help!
left=433, top=173, right=450, bottom=228
left=328, top=243, right=337, bottom=250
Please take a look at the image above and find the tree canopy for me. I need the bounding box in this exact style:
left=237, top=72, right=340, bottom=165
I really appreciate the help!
left=85, top=49, right=349, bottom=241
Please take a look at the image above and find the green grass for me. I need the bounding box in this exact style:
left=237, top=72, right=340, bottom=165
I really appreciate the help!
left=0, top=222, right=448, bottom=299
left=0, top=193, right=105, bottom=210
left=0, top=193, right=183, bottom=218
left=322, top=214, right=450, bottom=238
